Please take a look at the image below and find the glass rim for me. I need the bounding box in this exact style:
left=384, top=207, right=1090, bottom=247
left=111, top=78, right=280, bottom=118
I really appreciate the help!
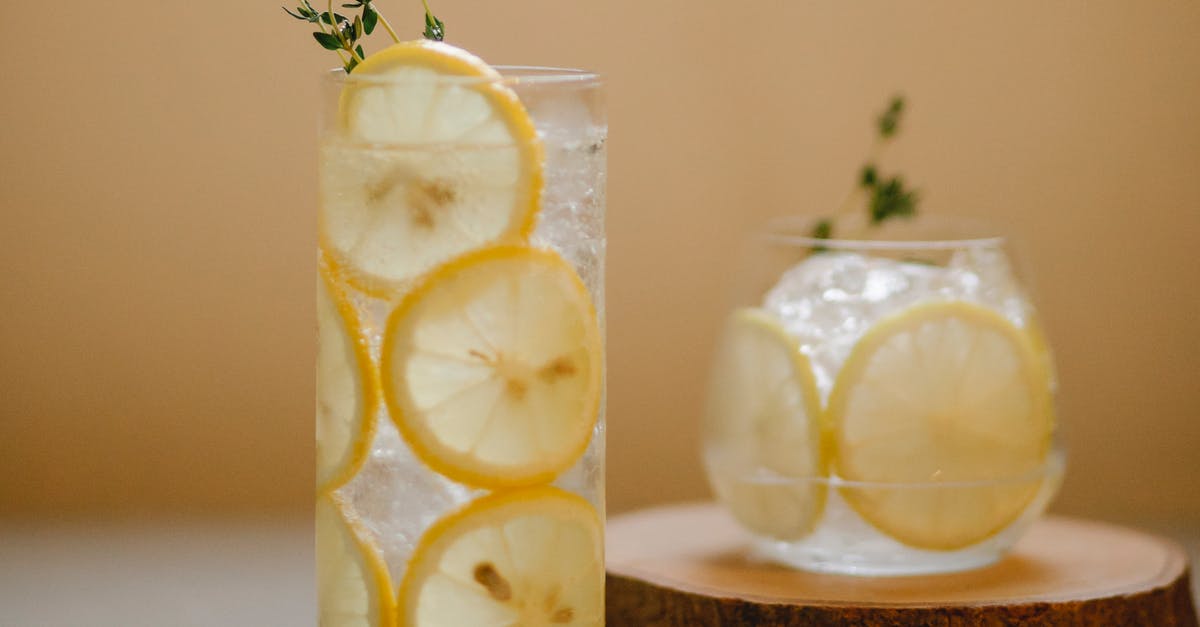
left=324, top=65, right=602, bottom=87
left=759, top=215, right=1011, bottom=251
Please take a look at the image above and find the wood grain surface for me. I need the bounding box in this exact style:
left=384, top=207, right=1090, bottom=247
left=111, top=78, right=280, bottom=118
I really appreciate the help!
left=606, top=503, right=1198, bottom=626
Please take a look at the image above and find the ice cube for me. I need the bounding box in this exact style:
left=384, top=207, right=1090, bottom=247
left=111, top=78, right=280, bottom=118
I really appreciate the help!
left=552, top=408, right=606, bottom=515
left=339, top=415, right=479, bottom=583
left=941, top=246, right=1031, bottom=327
left=763, top=249, right=1032, bottom=400
left=531, top=126, right=606, bottom=301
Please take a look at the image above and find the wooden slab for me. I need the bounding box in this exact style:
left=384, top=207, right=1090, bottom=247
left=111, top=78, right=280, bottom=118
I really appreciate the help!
left=606, top=502, right=1197, bottom=626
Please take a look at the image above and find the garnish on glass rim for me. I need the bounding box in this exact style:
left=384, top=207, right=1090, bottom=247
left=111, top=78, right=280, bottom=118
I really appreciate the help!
left=283, top=0, right=444, bottom=73
left=813, top=95, right=919, bottom=246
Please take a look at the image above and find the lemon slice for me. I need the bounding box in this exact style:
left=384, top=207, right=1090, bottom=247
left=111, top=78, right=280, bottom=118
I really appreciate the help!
left=317, top=255, right=378, bottom=492
left=381, top=245, right=602, bottom=489
left=703, top=309, right=825, bottom=539
left=320, top=40, right=543, bottom=297
left=827, top=301, right=1054, bottom=550
left=399, top=487, right=603, bottom=627
left=317, top=494, right=396, bottom=627
left=708, top=473, right=826, bottom=542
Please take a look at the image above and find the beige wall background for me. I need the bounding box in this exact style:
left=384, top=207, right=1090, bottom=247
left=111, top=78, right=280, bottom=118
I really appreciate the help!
left=1, top=1, right=1197, bottom=527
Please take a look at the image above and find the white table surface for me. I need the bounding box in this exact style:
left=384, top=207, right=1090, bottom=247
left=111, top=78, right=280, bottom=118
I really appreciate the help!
left=1, top=517, right=1195, bottom=626
left=0, top=520, right=314, bottom=627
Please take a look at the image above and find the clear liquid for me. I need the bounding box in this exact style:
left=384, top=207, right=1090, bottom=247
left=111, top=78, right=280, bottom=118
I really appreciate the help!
left=319, top=129, right=607, bottom=585
left=707, top=449, right=1065, bottom=575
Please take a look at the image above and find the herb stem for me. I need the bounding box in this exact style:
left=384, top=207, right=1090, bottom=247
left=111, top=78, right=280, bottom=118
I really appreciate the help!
left=331, top=0, right=366, bottom=62
left=833, top=137, right=885, bottom=218
left=831, top=188, right=862, bottom=219
left=375, top=8, right=402, bottom=43
left=312, top=3, right=352, bottom=65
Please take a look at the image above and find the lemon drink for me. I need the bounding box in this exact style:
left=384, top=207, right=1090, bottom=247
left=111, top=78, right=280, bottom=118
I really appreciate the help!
left=703, top=222, right=1062, bottom=576
left=315, top=39, right=605, bottom=625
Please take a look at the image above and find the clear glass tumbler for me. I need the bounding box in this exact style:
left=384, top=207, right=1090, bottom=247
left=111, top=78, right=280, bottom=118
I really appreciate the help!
left=703, top=216, right=1064, bottom=576
left=316, top=65, right=606, bottom=624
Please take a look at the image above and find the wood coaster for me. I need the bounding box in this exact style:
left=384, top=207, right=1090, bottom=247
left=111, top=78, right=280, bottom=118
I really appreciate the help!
left=606, top=502, right=1197, bottom=626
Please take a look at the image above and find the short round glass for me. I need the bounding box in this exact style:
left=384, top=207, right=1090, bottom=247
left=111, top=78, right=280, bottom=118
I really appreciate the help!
left=702, top=215, right=1064, bottom=576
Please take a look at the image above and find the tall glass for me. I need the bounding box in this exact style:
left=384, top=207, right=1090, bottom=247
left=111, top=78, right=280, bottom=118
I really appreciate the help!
left=316, top=67, right=605, bottom=625
left=703, top=216, right=1063, bottom=576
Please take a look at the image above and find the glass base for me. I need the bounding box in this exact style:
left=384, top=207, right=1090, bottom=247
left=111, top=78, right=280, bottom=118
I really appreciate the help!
left=753, top=536, right=1004, bottom=577
left=742, top=475, right=1059, bottom=577
left=710, top=450, right=1065, bottom=577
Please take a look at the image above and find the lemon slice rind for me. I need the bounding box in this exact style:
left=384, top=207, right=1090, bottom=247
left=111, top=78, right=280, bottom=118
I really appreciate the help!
left=381, top=245, right=602, bottom=489
left=317, top=252, right=379, bottom=493
left=398, top=487, right=603, bottom=627
left=317, top=494, right=396, bottom=627
left=704, top=308, right=826, bottom=539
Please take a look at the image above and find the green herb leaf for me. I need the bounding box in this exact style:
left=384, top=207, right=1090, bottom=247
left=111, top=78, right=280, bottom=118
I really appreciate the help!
left=322, top=12, right=356, bottom=45
left=424, top=11, right=445, bottom=41
left=869, top=176, right=918, bottom=224
left=313, top=31, right=343, bottom=50
left=363, top=6, right=378, bottom=34
left=283, top=1, right=319, bottom=21
left=811, top=219, right=833, bottom=253
left=282, top=7, right=310, bottom=21
left=319, top=12, right=351, bottom=27
left=287, top=1, right=427, bottom=68
left=860, top=164, right=877, bottom=188
left=878, top=95, right=905, bottom=138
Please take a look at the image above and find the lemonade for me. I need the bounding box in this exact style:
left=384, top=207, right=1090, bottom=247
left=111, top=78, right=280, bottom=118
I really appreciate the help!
left=307, top=25, right=605, bottom=624
left=703, top=219, right=1063, bottom=575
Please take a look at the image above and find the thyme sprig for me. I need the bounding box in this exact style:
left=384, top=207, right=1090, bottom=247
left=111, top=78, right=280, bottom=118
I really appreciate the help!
left=421, top=0, right=445, bottom=41
left=814, top=95, right=920, bottom=246
left=284, top=0, right=444, bottom=72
